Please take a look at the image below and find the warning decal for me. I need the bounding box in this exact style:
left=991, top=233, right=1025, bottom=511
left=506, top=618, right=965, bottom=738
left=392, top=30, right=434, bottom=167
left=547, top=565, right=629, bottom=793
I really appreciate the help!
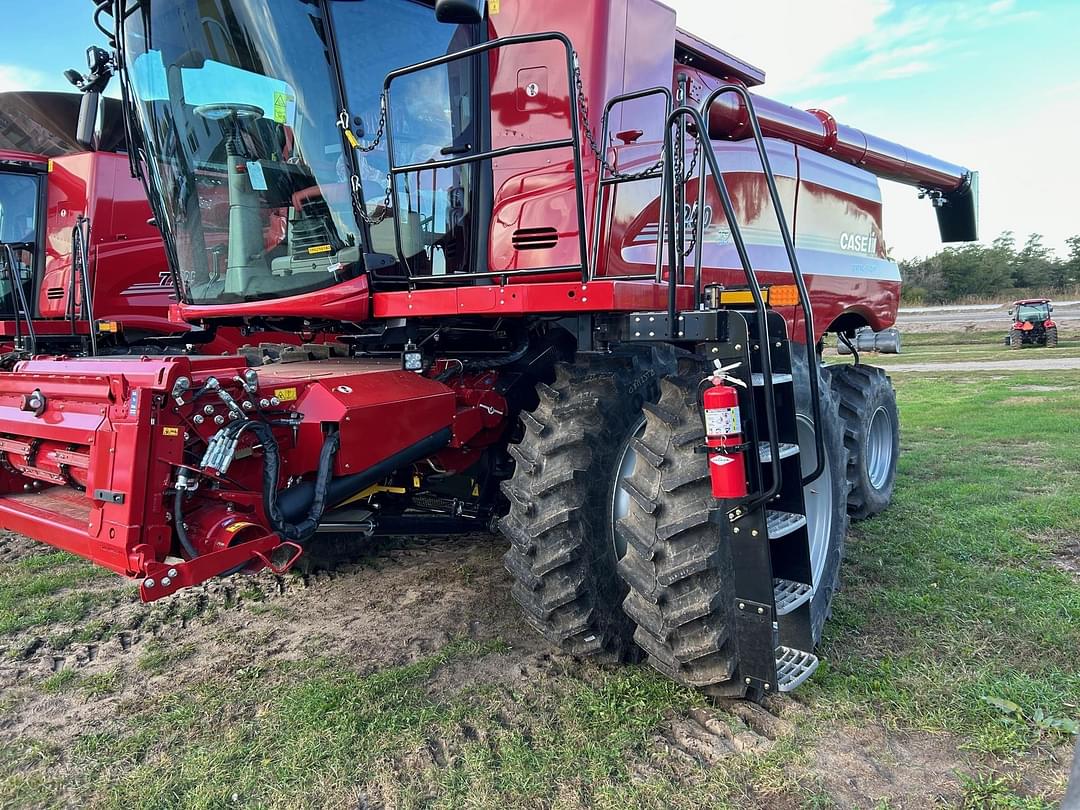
left=274, top=387, right=298, bottom=402
left=704, top=407, right=740, bottom=436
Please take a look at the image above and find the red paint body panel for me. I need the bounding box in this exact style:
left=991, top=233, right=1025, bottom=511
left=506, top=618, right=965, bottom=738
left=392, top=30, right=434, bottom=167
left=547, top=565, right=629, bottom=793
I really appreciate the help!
left=25, top=151, right=176, bottom=332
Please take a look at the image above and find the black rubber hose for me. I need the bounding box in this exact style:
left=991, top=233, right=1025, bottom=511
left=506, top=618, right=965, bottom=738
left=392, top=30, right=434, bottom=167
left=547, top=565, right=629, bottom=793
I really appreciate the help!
left=277, top=427, right=452, bottom=523
left=244, top=421, right=340, bottom=543
left=174, top=490, right=201, bottom=559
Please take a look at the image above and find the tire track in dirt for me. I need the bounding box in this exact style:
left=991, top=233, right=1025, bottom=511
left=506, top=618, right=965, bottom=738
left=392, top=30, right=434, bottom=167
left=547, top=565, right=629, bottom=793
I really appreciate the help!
left=0, top=533, right=528, bottom=747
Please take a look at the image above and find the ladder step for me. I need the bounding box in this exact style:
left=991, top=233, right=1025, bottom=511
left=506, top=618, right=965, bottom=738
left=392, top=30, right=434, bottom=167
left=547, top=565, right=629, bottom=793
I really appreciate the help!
left=757, top=442, right=799, bottom=464
left=774, top=645, right=819, bottom=691
left=766, top=510, right=807, bottom=539
left=773, top=578, right=813, bottom=615
left=751, top=372, right=793, bottom=387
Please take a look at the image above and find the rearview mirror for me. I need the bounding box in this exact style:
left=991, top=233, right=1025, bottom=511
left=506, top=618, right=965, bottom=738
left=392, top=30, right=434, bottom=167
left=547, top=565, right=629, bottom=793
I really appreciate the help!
left=76, top=91, right=100, bottom=151
left=435, top=0, right=485, bottom=24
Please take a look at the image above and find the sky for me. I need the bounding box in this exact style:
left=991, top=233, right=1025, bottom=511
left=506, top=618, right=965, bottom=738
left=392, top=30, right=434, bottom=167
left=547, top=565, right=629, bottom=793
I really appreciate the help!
left=1, top=0, right=1076, bottom=261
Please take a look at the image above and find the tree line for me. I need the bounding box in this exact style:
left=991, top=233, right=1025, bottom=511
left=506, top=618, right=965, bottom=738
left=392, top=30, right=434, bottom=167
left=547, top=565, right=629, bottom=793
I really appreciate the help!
left=899, top=232, right=1080, bottom=304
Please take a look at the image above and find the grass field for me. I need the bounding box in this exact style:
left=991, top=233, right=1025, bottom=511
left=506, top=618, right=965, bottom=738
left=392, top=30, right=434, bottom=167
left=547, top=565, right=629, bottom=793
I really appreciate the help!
left=828, top=330, right=1080, bottom=367
left=0, top=341, right=1076, bottom=808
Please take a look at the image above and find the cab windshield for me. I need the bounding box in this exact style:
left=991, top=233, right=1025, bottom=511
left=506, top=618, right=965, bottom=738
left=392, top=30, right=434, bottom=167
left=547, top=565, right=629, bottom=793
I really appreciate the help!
left=1016, top=303, right=1050, bottom=322
left=0, top=171, right=40, bottom=315
left=120, top=0, right=477, bottom=306
left=122, top=0, right=361, bottom=304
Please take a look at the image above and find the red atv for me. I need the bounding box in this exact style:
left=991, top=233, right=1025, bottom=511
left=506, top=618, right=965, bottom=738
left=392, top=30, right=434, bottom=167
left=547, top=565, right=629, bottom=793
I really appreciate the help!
left=1006, top=299, right=1058, bottom=348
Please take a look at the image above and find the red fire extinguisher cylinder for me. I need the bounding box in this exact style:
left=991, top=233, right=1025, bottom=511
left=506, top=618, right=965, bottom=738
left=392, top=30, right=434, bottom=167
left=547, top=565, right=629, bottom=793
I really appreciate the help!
left=703, top=380, right=748, bottom=499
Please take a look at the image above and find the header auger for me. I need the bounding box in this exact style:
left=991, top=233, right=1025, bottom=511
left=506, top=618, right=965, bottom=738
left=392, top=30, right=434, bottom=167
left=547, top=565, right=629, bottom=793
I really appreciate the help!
left=0, top=0, right=975, bottom=698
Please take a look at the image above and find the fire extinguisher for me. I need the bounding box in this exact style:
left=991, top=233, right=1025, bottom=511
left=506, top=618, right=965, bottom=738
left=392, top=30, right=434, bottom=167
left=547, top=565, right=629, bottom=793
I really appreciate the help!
left=703, top=362, right=748, bottom=500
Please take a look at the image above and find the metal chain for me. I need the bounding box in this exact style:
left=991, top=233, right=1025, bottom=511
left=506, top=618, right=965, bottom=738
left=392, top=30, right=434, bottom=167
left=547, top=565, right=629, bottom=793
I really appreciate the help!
left=340, top=99, right=393, bottom=226
left=573, top=53, right=664, bottom=182
left=353, top=174, right=394, bottom=227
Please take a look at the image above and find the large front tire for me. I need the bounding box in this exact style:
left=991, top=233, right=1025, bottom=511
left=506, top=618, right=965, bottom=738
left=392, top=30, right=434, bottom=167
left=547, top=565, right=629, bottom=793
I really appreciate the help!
left=499, top=362, right=652, bottom=662
left=615, top=362, right=745, bottom=695
left=826, top=364, right=900, bottom=520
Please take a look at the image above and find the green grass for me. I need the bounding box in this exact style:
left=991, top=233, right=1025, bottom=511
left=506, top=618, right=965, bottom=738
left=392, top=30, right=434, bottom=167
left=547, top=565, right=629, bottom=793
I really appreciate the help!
left=0, top=365, right=1077, bottom=807
left=808, top=370, right=1080, bottom=756
left=0, top=551, right=115, bottom=636
left=829, top=330, right=1080, bottom=366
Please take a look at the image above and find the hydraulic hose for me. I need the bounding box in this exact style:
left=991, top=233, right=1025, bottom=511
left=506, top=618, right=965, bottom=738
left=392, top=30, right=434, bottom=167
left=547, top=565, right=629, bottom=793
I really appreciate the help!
left=174, top=490, right=201, bottom=560
left=242, top=420, right=340, bottom=543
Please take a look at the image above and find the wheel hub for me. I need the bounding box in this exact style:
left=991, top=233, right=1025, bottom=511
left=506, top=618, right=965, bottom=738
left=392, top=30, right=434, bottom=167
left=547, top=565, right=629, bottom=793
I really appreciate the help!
left=865, top=405, right=895, bottom=491
left=609, top=417, right=646, bottom=561
left=798, top=414, right=833, bottom=587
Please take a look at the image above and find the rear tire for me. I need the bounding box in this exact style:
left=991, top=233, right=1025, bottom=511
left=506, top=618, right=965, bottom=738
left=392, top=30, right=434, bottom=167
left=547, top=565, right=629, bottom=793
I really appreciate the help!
left=1046, top=326, right=1058, bottom=348
left=499, top=361, right=653, bottom=662
left=1010, top=329, right=1023, bottom=349
left=826, top=364, right=900, bottom=520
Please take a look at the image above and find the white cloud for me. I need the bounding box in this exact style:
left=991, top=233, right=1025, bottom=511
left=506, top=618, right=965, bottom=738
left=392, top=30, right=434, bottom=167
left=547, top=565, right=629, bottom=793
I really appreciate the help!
left=665, top=0, right=892, bottom=94
left=0, top=62, right=120, bottom=99
left=665, top=0, right=1069, bottom=259
left=0, top=64, right=66, bottom=94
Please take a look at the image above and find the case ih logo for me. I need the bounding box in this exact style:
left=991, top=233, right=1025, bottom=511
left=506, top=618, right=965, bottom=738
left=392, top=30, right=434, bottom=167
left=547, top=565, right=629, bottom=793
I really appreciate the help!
left=839, top=232, right=878, bottom=254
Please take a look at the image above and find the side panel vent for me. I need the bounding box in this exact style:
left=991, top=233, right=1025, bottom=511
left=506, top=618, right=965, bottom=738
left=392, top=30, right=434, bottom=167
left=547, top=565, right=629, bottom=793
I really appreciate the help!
left=512, top=227, right=558, bottom=251
left=46, top=288, right=65, bottom=300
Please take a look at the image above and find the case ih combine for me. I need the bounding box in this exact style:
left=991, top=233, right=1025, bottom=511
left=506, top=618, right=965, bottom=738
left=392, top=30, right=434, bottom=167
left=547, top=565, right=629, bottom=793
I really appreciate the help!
left=0, top=90, right=178, bottom=357
left=0, top=0, right=976, bottom=697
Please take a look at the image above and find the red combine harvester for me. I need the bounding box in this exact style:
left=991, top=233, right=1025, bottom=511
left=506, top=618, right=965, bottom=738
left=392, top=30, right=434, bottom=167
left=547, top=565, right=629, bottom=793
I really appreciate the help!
left=0, top=90, right=180, bottom=356
left=0, top=0, right=976, bottom=697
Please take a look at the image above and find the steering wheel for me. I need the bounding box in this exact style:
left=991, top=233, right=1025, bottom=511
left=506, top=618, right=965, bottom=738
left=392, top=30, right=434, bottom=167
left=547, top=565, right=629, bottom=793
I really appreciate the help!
left=193, top=103, right=264, bottom=121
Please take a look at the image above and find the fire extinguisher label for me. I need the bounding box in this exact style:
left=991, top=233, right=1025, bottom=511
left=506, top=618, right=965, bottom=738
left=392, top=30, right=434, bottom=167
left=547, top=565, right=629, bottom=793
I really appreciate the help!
left=705, top=407, right=741, bottom=436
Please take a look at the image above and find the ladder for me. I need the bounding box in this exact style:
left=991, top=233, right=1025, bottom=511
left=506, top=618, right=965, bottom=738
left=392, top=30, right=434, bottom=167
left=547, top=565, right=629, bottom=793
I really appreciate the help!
left=599, top=82, right=828, bottom=694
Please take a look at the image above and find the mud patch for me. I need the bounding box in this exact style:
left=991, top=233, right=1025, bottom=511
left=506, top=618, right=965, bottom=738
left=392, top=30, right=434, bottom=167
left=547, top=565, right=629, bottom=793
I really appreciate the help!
left=808, top=725, right=971, bottom=807
left=999, top=395, right=1047, bottom=406
left=1053, top=539, right=1080, bottom=583
left=1013, top=385, right=1070, bottom=392
left=0, top=533, right=518, bottom=751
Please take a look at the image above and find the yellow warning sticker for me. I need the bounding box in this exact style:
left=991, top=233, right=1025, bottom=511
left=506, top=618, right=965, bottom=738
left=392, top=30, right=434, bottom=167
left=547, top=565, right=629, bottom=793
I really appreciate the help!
left=307, top=244, right=333, bottom=255
left=162, top=427, right=180, bottom=437
left=225, top=521, right=254, bottom=534
left=274, top=387, right=298, bottom=402
left=272, top=91, right=292, bottom=123
left=489, top=0, right=500, bottom=13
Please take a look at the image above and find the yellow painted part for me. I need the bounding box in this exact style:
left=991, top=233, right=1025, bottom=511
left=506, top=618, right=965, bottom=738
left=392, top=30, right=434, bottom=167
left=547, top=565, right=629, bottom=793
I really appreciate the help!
left=718, top=290, right=756, bottom=305
left=335, top=484, right=407, bottom=509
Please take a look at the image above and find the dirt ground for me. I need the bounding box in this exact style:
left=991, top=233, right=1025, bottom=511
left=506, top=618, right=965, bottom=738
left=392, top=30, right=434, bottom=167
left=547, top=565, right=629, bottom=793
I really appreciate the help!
left=895, top=301, right=1080, bottom=334
left=0, top=527, right=1069, bottom=808
left=884, top=357, right=1080, bottom=373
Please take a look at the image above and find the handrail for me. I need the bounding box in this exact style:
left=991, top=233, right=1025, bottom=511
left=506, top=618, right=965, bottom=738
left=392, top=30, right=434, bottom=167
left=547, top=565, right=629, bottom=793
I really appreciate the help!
left=701, top=84, right=825, bottom=487
left=72, top=217, right=98, bottom=356
left=661, top=105, right=781, bottom=509
left=382, top=32, right=590, bottom=285
left=588, top=86, right=672, bottom=279
left=0, top=243, right=37, bottom=355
